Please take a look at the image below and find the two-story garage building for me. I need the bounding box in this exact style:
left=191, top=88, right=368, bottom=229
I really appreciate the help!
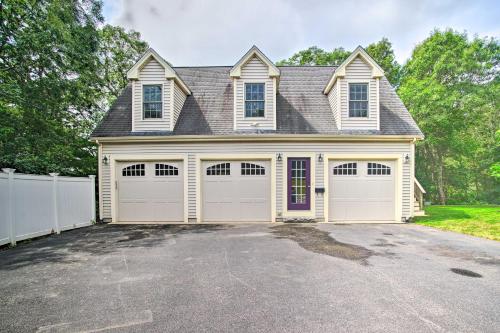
left=91, top=46, right=424, bottom=223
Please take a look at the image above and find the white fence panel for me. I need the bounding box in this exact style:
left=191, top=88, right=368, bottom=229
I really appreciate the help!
left=0, top=174, right=9, bottom=246
left=0, top=169, right=95, bottom=246
left=14, top=174, right=55, bottom=242
left=58, top=177, right=94, bottom=231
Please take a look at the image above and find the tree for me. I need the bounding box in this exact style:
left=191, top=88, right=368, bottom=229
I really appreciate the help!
left=0, top=1, right=148, bottom=176
left=95, top=25, right=149, bottom=110
left=489, top=130, right=500, bottom=180
left=398, top=29, right=499, bottom=204
left=276, top=46, right=350, bottom=66
left=365, top=38, right=401, bottom=86
left=277, top=39, right=401, bottom=86
left=0, top=0, right=103, bottom=175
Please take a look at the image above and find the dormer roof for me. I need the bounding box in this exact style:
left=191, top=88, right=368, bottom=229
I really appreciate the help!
left=230, top=45, right=280, bottom=78
left=126, top=48, right=191, bottom=95
left=323, top=46, right=384, bottom=94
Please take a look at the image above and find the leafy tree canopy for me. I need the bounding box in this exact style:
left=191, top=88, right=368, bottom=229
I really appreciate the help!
left=277, top=38, right=401, bottom=85
left=0, top=0, right=148, bottom=176
left=276, top=46, right=350, bottom=67
left=398, top=29, right=499, bottom=204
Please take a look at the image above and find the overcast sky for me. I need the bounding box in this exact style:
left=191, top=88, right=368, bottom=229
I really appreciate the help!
left=103, top=0, right=499, bottom=66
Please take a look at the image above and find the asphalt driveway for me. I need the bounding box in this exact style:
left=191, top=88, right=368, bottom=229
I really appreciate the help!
left=0, top=223, right=499, bottom=333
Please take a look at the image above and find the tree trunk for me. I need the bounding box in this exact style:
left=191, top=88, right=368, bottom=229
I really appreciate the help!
left=430, top=146, right=447, bottom=205
left=437, top=162, right=446, bottom=205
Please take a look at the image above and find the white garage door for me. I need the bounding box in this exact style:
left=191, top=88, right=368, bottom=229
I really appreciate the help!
left=329, top=161, right=395, bottom=222
left=117, top=161, right=184, bottom=222
left=202, top=161, right=271, bottom=222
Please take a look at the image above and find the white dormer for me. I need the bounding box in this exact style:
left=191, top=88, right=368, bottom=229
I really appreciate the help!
left=230, top=46, right=280, bottom=131
left=324, top=46, right=384, bottom=130
left=127, top=48, right=190, bottom=132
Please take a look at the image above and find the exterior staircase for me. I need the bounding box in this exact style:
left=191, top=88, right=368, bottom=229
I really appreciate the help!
left=414, top=178, right=426, bottom=217
left=414, top=198, right=426, bottom=216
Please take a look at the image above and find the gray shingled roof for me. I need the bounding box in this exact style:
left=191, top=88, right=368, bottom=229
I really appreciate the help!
left=91, top=66, right=423, bottom=138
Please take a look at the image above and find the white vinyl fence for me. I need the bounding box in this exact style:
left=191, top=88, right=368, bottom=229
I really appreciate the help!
left=0, top=168, right=96, bottom=246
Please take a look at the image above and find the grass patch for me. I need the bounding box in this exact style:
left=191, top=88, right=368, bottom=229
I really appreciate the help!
left=415, top=205, right=500, bottom=241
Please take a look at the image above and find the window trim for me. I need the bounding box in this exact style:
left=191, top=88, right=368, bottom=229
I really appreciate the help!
left=244, top=82, right=266, bottom=118
left=142, top=83, right=163, bottom=120
left=348, top=82, right=369, bottom=118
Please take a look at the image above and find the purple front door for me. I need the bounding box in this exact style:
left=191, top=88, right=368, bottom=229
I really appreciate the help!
left=287, top=158, right=311, bottom=210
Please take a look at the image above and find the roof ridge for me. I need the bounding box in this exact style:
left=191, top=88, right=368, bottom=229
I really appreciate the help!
left=173, top=65, right=231, bottom=69
left=173, top=65, right=338, bottom=69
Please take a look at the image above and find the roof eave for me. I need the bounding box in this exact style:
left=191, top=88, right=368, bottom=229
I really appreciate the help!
left=91, top=133, right=424, bottom=143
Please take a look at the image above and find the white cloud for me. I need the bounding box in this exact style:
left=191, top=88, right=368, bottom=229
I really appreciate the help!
left=103, top=0, right=499, bottom=66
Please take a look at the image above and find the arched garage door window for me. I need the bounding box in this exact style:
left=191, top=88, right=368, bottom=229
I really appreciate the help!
left=367, top=163, right=391, bottom=175
left=333, top=162, right=357, bottom=175
left=241, top=163, right=265, bottom=175
left=206, top=163, right=230, bottom=176
left=122, top=164, right=145, bottom=176
left=155, top=163, right=178, bottom=176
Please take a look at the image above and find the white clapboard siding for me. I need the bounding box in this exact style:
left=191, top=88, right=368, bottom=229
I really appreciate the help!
left=133, top=58, right=171, bottom=131
left=0, top=171, right=95, bottom=246
left=101, top=141, right=413, bottom=221
left=327, top=81, right=340, bottom=126
left=173, top=82, right=187, bottom=129
left=340, top=56, right=378, bottom=129
left=234, top=56, right=275, bottom=130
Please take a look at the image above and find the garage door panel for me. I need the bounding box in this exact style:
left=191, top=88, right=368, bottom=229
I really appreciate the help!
left=117, top=161, right=184, bottom=222
left=329, top=160, right=395, bottom=222
left=118, top=181, right=151, bottom=198
left=202, top=160, right=271, bottom=222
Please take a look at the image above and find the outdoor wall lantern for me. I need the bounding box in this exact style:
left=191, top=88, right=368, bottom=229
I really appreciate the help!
left=102, top=155, right=109, bottom=165
left=318, top=154, right=324, bottom=162
left=404, top=153, right=410, bottom=164
left=277, top=153, right=283, bottom=162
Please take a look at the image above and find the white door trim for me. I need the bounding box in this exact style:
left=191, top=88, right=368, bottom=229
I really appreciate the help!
left=110, top=154, right=188, bottom=223
left=196, top=153, right=276, bottom=223
left=323, top=153, right=402, bottom=223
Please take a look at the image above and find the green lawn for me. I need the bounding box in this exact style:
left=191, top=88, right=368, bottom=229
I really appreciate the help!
left=414, top=205, right=500, bottom=241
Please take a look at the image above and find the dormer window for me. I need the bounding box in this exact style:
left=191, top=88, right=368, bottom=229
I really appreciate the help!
left=349, top=83, right=368, bottom=117
left=143, top=85, right=162, bottom=119
left=245, top=83, right=265, bottom=117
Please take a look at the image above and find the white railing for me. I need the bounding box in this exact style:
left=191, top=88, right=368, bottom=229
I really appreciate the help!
left=414, top=178, right=426, bottom=211
left=0, top=168, right=96, bottom=246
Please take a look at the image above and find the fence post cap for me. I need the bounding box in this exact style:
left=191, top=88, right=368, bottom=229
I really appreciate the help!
left=2, top=168, right=16, bottom=174
left=49, top=173, right=60, bottom=177
left=88, top=175, right=96, bottom=179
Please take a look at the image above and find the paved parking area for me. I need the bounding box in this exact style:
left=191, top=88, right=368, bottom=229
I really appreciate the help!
left=0, top=223, right=499, bottom=332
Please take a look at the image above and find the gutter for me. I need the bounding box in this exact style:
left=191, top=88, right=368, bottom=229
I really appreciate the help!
left=90, top=134, right=424, bottom=144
